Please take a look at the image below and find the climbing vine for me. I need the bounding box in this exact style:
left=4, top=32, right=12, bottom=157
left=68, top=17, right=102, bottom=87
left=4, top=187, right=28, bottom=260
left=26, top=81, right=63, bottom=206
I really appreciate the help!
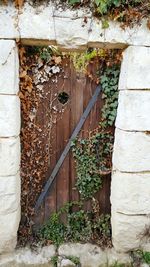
left=68, top=0, right=150, bottom=28
left=39, top=201, right=111, bottom=247
left=71, top=132, right=113, bottom=199
left=71, top=63, right=120, bottom=200
left=101, top=66, right=119, bottom=128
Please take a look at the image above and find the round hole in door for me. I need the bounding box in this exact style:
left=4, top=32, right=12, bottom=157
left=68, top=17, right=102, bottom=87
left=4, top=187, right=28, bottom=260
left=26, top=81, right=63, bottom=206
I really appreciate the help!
left=58, top=91, right=69, bottom=105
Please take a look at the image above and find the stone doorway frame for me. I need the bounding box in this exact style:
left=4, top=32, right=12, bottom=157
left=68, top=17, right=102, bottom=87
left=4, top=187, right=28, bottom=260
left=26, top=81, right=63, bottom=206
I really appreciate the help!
left=0, top=2, right=150, bottom=254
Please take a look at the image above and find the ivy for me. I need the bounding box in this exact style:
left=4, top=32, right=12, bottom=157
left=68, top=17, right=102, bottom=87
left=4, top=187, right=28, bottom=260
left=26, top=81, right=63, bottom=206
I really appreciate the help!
left=66, top=256, right=80, bottom=266
left=68, top=0, right=80, bottom=5
left=101, top=65, right=119, bottom=128
left=39, top=201, right=111, bottom=247
left=71, top=132, right=113, bottom=199
left=71, top=64, right=120, bottom=200
left=39, top=212, right=66, bottom=247
left=51, top=256, right=59, bottom=267
left=67, top=0, right=150, bottom=27
left=141, top=251, right=150, bottom=264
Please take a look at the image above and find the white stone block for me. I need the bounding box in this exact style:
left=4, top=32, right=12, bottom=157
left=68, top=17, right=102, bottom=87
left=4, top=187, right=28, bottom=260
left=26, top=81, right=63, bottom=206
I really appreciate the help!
left=119, top=46, right=150, bottom=90
left=0, top=40, right=19, bottom=95
left=15, top=246, right=56, bottom=265
left=113, top=128, right=150, bottom=172
left=88, top=19, right=129, bottom=49
left=0, top=4, right=19, bottom=39
left=0, top=173, right=20, bottom=215
left=116, top=91, right=150, bottom=131
left=104, top=21, right=150, bottom=48
left=55, top=17, right=91, bottom=50
left=0, top=137, right=20, bottom=176
left=89, top=20, right=150, bottom=49
left=111, top=171, right=150, bottom=215
left=19, top=2, right=55, bottom=43
left=59, top=243, right=107, bottom=267
left=88, top=18, right=105, bottom=48
left=112, top=210, right=150, bottom=252
left=0, top=207, right=20, bottom=253
left=128, top=20, right=150, bottom=47
left=107, top=248, right=131, bottom=266
left=58, top=258, right=75, bottom=267
left=101, top=21, right=129, bottom=49
left=0, top=95, right=20, bottom=137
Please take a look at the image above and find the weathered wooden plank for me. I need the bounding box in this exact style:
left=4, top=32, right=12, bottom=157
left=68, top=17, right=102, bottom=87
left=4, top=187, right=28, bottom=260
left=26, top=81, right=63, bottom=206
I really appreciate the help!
left=70, top=63, right=84, bottom=205
left=56, top=58, right=71, bottom=212
left=44, top=81, right=57, bottom=220
left=35, top=84, right=102, bottom=211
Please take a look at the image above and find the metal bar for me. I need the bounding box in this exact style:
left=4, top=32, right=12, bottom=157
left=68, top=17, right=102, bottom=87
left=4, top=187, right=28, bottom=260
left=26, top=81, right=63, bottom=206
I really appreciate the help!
left=35, top=85, right=102, bottom=211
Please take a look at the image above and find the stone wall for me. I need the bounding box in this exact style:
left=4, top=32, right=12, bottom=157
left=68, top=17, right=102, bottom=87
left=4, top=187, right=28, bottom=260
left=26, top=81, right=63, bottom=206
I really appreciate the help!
left=111, top=46, right=150, bottom=252
left=0, top=1, right=150, bottom=255
left=0, top=2, right=150, bottom=49
left=0, top=40, right=20, bottom=253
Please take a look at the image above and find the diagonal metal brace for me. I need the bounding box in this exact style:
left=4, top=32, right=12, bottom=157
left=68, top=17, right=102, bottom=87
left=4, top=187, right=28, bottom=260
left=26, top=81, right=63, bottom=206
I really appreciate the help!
left=35, top=85, right=102, bottom=212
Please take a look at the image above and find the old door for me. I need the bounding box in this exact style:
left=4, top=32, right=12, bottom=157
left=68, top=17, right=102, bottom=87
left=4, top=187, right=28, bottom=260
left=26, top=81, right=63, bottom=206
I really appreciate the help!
left=34, top=57, right=110, bottom=223
left=20, top=52, right=111, bottom=228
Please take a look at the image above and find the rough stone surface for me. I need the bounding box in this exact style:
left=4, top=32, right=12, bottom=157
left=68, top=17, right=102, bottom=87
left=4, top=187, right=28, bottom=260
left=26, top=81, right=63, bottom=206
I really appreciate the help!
left=115, top=90, right=150, bottom=131
left=19, top=2, right=55, bottom=43
left=0, top=137, right=20, bottom=176
left=0, top=3, right=150, bottom=49
left=58, top=243, right=107, bottom=267
left=113, top=128, right=150, bottom=172
left=103, top=20, right=150, bottom=48
left=0, top=95, right=20, bottom=137
left=112, top=210, right=150, bottom=252
left=0, top=173, right=20, bottom=215
left=119, top=46, right=150, bottom=90
left=0, top=3, right=150, bottom=48
left=0, top=40, right=19, bottom=95
left=111, top=171, right=150, bottom=215
left=142, top=243, right=150, bottom=252
left=106, top=248, right=131, bottom=266
left=100, top=20, right=129, bottom=49
left=54, top=6, right=92, bottom=18
left=0, top=4, right=19, bottom=39
left=58, top=258, right=76, bottom=267
left=55, top=17, right=91, bottom=50
left=15, top=246, right=55, bottom=265
left=0, top=246, right=55, bottom=266
left=0, top=245, right=134, bottom=266
left=88, top=18, right=105, bottom=48
left=0, top=208, right=20, bottom=254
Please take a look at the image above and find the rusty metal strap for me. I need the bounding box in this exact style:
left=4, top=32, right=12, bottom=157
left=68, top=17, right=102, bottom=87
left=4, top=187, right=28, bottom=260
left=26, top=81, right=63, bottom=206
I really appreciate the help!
left=35, top=85, right=102, bottom=212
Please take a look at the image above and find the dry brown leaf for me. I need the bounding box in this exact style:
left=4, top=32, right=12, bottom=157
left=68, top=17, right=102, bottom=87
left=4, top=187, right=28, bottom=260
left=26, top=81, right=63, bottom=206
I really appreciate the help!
left=15, top=0, right=24, bottom=8
left=18, top=91, right=24, bottom=99
left=26, top=85, right=32, bottom=93
left=20, top=70, right=27, bottom=78
left=53, top=56, right=62, bottom=65
left=147, top=19, right=150, bottom=30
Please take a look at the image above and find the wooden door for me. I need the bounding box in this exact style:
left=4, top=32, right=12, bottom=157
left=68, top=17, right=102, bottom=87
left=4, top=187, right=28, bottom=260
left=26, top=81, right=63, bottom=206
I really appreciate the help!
left=20, top=54, right=111, bottom=228
left=33, top=57, right=111, bottom=223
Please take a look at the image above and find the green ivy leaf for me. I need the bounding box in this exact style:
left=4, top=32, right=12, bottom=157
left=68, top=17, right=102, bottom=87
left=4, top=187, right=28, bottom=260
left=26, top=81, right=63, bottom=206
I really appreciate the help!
left=68, top=0, right=81, bottom=5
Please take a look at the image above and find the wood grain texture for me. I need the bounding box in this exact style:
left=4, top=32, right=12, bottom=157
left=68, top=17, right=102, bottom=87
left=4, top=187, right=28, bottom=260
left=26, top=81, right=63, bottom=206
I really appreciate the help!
left=34, top=57, right=111, bottom=223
